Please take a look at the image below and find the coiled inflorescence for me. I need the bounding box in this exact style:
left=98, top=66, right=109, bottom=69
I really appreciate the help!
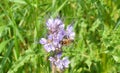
left=40, top=18, right=75, bottom=70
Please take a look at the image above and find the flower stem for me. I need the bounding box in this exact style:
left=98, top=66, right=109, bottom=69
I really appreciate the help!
left=52, top=63, right=56, bottom=73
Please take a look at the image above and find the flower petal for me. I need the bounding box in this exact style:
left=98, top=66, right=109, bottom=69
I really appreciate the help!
left=49, top=57, right=55, bottom=63
left=44, top=43, right=55, bottom=52
left=54, top=18, right=63, bottom=26
left=56, top=52, right=62, bottom=59
left=55, top=59, right=63, bottom=70
left=62, top=57, right=70, bottom=68
left=44, top=44, right=51, bottom=52
left=46, top=18, right=53, bottom=27
left=57, top=30, right=65, bottom=40
left=39, top=38, right=47, bottom=44
left=69, top=32, right=75, bottom=40
left=66, top=25, right=73, bottom=32
left=48, top=34, right=53, bottom=40
left=59, top=24, right=65, bottom=30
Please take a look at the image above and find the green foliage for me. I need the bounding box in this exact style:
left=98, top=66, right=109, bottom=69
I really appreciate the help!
left=0, top=0, right=120, bottom=73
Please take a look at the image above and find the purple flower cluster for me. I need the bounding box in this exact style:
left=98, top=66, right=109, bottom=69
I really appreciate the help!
left=40, top=18, right=75, bottom=70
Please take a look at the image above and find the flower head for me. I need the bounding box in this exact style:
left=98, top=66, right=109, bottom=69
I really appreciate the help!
left=40, top=17, right=75, bottom=71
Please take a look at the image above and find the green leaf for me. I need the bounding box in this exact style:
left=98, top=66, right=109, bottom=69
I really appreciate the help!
left=85, top=59, right=92, bottom=68
left=0, top=40, right=13, bottom=73
left=113, top=55, right=120, bottom=63
left=90, top=19, right=101, bottom=32
left=0, top=40, right=11, bottom=53
left=15, top=27, right=26, bottom=46
left=52, top=0, right=68, bottom=17
left=7, top=49, right=35, bottom=73
left=9, top=0, right=26, bottom=4
left=0, top=25, right=6, bottom=37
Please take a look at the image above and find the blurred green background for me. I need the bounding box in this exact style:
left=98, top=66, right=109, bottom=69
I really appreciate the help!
left=0, top=0, right=120, bottom=73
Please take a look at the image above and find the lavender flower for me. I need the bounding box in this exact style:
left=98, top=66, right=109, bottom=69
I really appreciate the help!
left=39, top=18, right=75, bottom=71
left=66, top=25, right=75, bottom=40
left=44, top=43, right=55, bottom=52
left=56, top=52, right=62, bottom=59
left=49, top=56, right=70, bottom=70
left=39, top=38, right=47, bottom=45
left=62, top=57, right=70, bottom=68
left=46, top=18, right=64, bottom=33
left=55, top=59, right=64, bottom=69
left=49, top=57, right=56, bottom=63
left=40, top=38, right=55, bottom=52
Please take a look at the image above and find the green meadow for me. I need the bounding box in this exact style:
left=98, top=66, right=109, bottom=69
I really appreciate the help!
left=0, top=0, right=120, bottom=73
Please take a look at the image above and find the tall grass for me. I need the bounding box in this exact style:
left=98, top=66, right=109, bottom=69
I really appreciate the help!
left=0, top=0, right=120, bottom=73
